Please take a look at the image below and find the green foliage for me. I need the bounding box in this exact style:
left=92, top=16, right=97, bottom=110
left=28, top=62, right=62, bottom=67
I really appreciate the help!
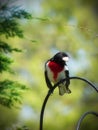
left=0, top=80, right=27, bottom=108
left=0, top=41, right=22, bottom=53
left=0, top=40, right=22, bottom=73
left=0, top=0, right=31, bottom=108
left=0, top=52, right=13, bottom=73
left=0, top=3, right=32, bottom=38
left=15, top=125, right=29, bottom=130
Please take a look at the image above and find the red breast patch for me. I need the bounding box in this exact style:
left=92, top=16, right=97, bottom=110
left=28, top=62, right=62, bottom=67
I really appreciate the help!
left=48, top=61, right=64, bottom=80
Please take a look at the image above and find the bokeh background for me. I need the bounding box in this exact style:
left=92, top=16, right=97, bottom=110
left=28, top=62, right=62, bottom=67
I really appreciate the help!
left=0, top=0, right=98, bottom=130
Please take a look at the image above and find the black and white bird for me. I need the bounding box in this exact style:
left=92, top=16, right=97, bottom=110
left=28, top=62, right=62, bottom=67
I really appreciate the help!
left=44, top=52, right=71, bottom=96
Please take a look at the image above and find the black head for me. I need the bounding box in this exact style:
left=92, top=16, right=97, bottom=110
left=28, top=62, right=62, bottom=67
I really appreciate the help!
left=51, top=52, right=69, bottom=66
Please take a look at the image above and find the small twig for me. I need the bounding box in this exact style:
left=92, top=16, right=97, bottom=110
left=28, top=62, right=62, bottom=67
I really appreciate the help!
left=76, top=111, right=98, bottom=130
left=39, top=76, right=98, bottom=130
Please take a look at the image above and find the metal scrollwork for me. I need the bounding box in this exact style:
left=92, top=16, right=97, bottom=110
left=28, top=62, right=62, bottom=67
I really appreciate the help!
left=40, top=76, right=98, bottom=130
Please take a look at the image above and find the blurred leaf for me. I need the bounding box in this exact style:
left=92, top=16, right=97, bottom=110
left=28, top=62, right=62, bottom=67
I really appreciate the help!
left=0, top=80, right=28, bottom=108
left=0, top=52, right=13, bottom=73
left=0, top=41, right=22, bottom=53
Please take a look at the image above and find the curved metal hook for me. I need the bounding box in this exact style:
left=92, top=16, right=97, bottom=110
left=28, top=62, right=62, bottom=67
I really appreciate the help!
left=40, top=76, right=98, bottom=130
left=76, top=111, right=98, bottom=130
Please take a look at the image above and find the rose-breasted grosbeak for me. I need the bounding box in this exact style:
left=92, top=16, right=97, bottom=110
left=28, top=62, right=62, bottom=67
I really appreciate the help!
left=45, top=52, right=71, bottom=96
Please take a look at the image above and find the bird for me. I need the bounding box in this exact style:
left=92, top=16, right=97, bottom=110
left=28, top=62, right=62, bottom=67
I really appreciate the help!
left=44, top=52, right=71, bottom=96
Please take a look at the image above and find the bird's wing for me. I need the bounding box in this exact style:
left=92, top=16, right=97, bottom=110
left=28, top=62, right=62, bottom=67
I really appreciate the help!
left=64, top=65, right=70, bottom=87
left=44, top=61, right=52, bottom=89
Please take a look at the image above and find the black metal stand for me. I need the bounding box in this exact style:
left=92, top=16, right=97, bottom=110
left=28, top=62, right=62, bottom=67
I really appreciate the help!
left=40, top=76, right=98, bottom=130
left=76, top=111, right=98, bottom=130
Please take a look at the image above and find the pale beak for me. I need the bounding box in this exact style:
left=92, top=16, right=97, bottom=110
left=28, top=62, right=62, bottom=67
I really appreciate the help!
left=62, top=57, right=69, bottom=62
